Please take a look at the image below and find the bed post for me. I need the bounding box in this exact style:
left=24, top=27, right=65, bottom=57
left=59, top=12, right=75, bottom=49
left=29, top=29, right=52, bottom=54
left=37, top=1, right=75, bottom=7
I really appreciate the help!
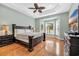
left=28, top=36, right=34, bottom=52
left=43, top=33, right=46, bottom=41
left=12, top=24, right=16, bottom=42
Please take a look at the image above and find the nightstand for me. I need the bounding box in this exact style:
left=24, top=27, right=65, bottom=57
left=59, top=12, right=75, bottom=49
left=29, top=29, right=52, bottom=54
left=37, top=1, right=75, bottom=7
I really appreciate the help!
left=0, top=35, right=14, bottom=47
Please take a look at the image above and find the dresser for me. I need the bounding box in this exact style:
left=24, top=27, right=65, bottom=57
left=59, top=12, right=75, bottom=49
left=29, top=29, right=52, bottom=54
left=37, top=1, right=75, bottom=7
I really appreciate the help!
left=0, top=35, right=14, bottom=47
left=64, top=32, right=79, bottom=56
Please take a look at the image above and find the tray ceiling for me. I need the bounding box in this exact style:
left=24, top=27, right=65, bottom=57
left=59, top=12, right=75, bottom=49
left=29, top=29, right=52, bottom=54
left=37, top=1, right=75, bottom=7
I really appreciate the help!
left=1, top=3, right=72, bottom=18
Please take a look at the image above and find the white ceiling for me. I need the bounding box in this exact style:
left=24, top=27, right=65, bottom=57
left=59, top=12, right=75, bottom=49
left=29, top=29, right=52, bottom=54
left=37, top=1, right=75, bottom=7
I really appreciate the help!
left=1, top=3, right=72, bottom=18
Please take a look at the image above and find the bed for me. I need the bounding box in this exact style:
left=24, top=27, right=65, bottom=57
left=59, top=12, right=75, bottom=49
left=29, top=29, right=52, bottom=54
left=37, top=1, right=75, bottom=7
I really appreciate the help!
left=12, top=24, right=45, bottom=52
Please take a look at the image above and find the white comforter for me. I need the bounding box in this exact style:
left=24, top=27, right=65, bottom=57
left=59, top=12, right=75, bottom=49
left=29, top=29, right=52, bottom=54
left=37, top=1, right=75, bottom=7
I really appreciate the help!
left=15, top=32, right=43, bottom=43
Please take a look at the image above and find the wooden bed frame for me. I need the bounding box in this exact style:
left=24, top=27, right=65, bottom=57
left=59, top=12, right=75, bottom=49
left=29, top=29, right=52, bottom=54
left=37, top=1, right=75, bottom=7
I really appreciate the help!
left=12, top=24, right=45, bottom=52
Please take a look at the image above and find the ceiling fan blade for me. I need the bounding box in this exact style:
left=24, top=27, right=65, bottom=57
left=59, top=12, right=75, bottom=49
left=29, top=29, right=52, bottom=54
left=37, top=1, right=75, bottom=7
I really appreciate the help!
left=34, top=3, right=38, bottom=9
left=38, top=10, right=42, bottom=13
left=39, top=7, right=45, bottom=9
left=28, top=7, right=35, bottom=9
left=33, top=10, right=37, bottom=13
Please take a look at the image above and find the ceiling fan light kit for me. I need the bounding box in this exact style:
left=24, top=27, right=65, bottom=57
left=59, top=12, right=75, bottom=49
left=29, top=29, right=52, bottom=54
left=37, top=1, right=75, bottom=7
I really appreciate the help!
left=28, top=3, right=45, bottom=13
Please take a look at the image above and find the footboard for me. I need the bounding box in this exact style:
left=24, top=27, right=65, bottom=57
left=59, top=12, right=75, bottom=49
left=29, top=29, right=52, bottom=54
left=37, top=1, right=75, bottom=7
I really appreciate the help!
left=28, top=36, right=33, bottom=52
left=28, top=33, right=45, bottom=52
left=43, top=33, right=45, bottom=41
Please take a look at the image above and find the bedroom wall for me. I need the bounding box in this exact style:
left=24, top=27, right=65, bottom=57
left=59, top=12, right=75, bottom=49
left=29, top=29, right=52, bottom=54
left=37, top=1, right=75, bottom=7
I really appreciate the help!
left=35, top=19, right=40, bottom=32
left=0, top=4, right=35, bottom=32
left=35, top=12, right=69, bottom=40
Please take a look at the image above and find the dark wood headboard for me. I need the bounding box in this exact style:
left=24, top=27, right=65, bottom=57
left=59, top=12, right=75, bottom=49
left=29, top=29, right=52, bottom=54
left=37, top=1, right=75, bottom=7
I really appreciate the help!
left=12, top=24, right=31, bottom=29
left=12, top=24, right=32, bottom=36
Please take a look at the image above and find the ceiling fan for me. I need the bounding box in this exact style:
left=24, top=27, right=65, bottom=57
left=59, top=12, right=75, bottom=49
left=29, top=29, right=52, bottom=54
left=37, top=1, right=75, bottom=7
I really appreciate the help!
left=28, top=3, right=45, bottom=13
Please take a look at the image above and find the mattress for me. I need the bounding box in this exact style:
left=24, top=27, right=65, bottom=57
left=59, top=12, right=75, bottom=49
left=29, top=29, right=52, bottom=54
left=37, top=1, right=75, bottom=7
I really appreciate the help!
left=16, top=34, right=29, bottom=43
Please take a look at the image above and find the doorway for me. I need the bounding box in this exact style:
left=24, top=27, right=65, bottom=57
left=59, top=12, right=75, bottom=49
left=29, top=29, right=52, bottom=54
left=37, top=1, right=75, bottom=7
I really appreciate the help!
left=45, top=21, right=55, bottom=35
left=40, top=19, right=60, bottom=36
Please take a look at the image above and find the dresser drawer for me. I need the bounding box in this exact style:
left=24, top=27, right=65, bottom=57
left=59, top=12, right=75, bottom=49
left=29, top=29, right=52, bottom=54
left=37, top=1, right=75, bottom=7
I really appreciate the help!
left=70, top=46, right=79, bottom=56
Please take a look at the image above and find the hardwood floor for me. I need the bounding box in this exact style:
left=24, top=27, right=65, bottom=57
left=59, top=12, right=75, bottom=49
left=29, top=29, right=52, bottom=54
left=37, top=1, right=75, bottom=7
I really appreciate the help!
left=0, top=35, right=64, bottom=56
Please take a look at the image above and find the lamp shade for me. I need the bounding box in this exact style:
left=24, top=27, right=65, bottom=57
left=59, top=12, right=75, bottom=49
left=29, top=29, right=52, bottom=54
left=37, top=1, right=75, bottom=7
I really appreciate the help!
left=2, top=24, right=9, bottom=35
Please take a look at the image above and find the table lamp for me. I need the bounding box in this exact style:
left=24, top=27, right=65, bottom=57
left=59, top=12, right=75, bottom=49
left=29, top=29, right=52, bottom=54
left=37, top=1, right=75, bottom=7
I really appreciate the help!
left=2, top=24, right=9, bottom=35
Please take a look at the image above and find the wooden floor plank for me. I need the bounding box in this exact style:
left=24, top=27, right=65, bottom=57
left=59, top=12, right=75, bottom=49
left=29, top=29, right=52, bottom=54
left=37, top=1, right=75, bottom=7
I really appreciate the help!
left=0, top=35, right=64, bottom=56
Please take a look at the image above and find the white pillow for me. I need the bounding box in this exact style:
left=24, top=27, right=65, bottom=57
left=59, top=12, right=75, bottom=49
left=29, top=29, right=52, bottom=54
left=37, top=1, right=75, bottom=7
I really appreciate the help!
left=16, top=29, right=25, bottom=34
left=25, top=29, right=33, bottom=33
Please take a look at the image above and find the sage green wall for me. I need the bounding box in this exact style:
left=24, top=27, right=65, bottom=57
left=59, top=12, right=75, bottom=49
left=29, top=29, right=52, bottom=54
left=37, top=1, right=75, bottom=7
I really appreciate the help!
left=35, top=19, right=40, bottom=32
left=35, top=12, right=69, bottom=40
left=0, top=4, right=35, bottom=29
left=59, top=12, right=69, bottom=39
